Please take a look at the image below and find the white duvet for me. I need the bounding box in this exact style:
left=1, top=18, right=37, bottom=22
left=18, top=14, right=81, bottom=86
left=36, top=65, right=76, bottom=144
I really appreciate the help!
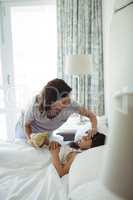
left=0, top=141, right=68, bottom=200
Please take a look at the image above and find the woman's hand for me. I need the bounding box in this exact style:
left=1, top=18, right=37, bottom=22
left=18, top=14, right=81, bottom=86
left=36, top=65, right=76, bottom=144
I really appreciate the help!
left=78, top=107, right=97, bottom=138
left=86, top=128, right=97, bottom=138
left=90, top=127, right=97, bottom=138
left=25, top=123, right=32, bottom=140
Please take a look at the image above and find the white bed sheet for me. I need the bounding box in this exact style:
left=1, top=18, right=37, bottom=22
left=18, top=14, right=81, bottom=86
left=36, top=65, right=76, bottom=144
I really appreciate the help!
left=0, top=141, right=68, bottom=200
left=68, top=146, right=105, bottom=194
left=0, top=116, right=108, bottom=200
left=69, top=179, right=124, bottom=200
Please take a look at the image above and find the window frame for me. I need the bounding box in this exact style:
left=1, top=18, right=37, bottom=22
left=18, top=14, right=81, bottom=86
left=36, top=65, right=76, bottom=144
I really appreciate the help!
left=0, top=0, right=56, bottom=141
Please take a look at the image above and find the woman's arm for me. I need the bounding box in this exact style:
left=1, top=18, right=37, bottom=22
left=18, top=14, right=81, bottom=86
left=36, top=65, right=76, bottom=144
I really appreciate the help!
left=50, top=146, right=76, bottom=177
left=24, top=123, right=32, bottom=140
left=78, top=107, right=97, bottom=137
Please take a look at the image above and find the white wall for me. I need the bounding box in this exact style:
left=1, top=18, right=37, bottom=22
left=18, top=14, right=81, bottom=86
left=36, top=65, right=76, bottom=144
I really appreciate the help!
left=102, top=0, right=115, bottom=117
left=102, top=0, right=133, bottom=122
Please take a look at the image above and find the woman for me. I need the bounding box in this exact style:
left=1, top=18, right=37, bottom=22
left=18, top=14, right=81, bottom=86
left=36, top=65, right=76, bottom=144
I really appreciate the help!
left=50, top=132, right=106, bottom=177
left=15, top=78, right=97, bottom=146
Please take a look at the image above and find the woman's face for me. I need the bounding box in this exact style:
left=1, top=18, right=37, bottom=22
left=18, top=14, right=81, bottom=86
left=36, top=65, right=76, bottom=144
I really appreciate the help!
left=78, top=134, right=92, bottom=150
left=51, top=96, right=70, bottom=111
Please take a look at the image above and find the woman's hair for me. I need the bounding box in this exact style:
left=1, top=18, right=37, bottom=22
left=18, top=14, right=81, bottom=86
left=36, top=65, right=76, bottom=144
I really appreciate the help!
left=36, top=78, right=72, bottom=116
left=69, top=133, right=106, bottom=150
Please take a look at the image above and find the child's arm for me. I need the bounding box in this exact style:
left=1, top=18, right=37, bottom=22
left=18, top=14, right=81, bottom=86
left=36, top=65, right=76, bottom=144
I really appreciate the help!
left=50, top=146, right=76, bottom=177
left=62, top=152, right=77, bottom=175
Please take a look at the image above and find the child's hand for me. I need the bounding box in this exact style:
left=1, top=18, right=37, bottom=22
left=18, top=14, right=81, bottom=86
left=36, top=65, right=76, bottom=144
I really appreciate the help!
left=49, top=141, right=60, bottom=150
left=49, top=142, right=61, bottom=157
left=49, top=141, right=60, bottom=156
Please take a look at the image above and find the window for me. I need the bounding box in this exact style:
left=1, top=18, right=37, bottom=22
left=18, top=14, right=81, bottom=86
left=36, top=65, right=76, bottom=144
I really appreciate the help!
left=0, top=0, right=57, bottom=140
left=0, top=55, right=7, bottom=140
left=11, top=4, right=57, bottom=110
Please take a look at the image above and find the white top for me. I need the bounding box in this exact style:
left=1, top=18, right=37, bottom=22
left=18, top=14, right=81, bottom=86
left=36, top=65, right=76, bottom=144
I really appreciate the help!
left=17, top=97, right=80, bottom=138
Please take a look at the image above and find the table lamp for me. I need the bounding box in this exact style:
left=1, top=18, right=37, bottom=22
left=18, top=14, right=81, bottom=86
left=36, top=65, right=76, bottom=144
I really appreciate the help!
left=65, top=54, right=92, bottom=123
left=65, top=55, right=92, bottom=75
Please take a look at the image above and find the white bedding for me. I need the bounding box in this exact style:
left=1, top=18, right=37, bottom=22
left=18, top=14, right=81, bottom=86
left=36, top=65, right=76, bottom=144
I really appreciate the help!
left=0, top=141, right=68, bottom=200
left=0, top=142, right=107, bottom=200
left=68, top=147, right=124, bottom=200
left=0, top=116, right=108, bottom=200
left=69, top=180, right=124, bottom=200
left=68, top=146, right=105, bottom=194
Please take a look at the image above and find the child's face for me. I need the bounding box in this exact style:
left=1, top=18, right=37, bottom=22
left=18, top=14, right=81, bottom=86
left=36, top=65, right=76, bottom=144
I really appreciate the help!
left=78, top=134, right=92, bottom=150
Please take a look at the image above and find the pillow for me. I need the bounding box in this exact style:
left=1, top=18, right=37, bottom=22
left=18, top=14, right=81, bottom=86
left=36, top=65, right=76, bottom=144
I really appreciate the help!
left=69, top=146, right=105, bottom=193
left=97, top=116, right=108, bottom=135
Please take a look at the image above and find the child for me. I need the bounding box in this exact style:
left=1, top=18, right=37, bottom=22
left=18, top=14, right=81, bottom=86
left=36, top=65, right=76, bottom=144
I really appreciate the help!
left=50, top=129, right=106, bottom=177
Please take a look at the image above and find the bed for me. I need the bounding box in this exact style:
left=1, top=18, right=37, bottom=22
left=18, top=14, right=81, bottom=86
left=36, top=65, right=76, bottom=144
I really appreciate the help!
left=0, top=116, right=108, bottom=200
left=68, top=146, right=123, bottom=200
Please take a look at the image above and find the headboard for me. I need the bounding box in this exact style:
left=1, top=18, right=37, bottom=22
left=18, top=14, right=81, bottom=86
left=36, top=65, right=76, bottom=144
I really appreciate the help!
left=107, top=0, right=133, bottom=122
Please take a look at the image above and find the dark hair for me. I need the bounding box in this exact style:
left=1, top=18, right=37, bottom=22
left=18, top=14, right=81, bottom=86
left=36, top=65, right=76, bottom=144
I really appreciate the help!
left=36, top=78, right=72, bottom=117
left=91, top=133, right=106, bottom=148
left=69, top=133, right=106, bottom=150
left=69, top=141, right=79, bottom=149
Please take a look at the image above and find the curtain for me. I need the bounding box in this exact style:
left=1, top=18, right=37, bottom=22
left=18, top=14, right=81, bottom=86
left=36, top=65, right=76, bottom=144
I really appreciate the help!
left=57, top=0, right=104, bottom=115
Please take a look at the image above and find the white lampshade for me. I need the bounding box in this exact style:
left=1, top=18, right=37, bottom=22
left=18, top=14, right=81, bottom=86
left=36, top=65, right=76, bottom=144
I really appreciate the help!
left=102, top=87, right=133, bottom=200
left=65, top=54, right=92, bottom=75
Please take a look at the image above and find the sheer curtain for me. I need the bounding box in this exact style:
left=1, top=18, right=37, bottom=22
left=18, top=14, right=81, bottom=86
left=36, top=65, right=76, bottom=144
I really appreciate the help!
left=57, top=0, right=104, bottom=115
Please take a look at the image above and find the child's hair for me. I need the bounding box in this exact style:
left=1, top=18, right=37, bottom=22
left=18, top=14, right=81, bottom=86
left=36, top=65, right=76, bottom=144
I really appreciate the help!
left=69, top=132, right=106, bottom=150
left=91, top=133, right=106, bottom=148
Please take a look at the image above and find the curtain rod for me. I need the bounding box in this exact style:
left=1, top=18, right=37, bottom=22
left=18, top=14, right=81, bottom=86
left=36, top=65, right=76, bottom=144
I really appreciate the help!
left=114, top=1, right=133, bottom=13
